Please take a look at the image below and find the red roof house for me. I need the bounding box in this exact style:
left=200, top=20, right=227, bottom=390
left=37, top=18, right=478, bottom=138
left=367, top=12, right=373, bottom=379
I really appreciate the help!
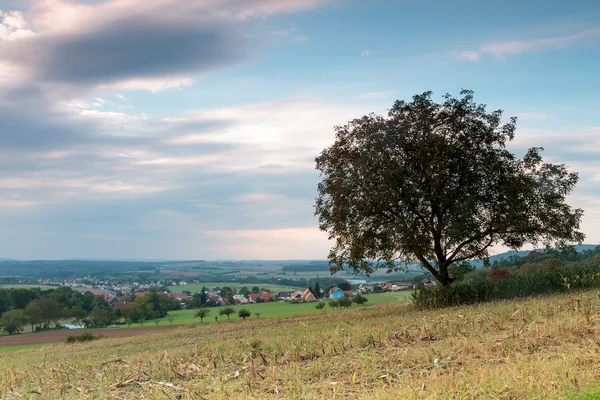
left=259, top=292, right=273, bottom=302
left=249, top=293, right=260, bottom=302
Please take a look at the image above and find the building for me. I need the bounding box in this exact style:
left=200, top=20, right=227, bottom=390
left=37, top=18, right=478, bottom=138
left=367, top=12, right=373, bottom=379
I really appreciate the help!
left=329, top=288, right=345, bottom=299
left=302, top=288, right=317, bottom=302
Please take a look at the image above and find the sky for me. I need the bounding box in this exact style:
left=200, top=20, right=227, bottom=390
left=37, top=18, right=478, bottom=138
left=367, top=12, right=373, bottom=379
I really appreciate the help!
left=0, top=0, right=599, bottom=260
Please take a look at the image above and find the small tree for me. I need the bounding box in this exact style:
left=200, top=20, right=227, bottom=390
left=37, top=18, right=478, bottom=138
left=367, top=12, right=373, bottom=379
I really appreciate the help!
left=69, top=306, right=87, bottom=325
left=126, top=317, right=133, bottom=328
left=315, top=302, right=326, bottom=310
left=219, top=307, right=235, bottom=320
left=338, top=297, right=353, bottom=308
left=195, top=308, right=211, bottom=322
left=168, top=316, right=175, bottom=325
left=328, top=299, right=339, bottom=309
left=154, top=318, right=160, bottom=326
left=254, top=312, right=261, bottom=318
left=314, top=282, right=321, bottom=299
left=353, top=294, right=369, bottom=306
left=139, top=317, right=145, bottom=327
left=199, top=286, right=208, bottom=306
left=315, top=90, right=584, bottom=287
left=238, top=309, right=251, bottom=320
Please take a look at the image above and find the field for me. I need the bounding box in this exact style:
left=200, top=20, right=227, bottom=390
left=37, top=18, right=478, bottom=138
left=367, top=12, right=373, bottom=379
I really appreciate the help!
left=3, top=290, right=600, bottom=399
left=167, top=282, right=304, bottom=293
left=0, top=326, right=179, bottom=346
left=0, top=284, right=57, bottom=290
left=126, top=291, right=413, bottom=328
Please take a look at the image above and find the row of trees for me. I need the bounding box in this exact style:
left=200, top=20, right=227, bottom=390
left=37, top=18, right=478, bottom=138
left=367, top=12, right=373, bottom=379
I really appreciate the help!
left=0, top=286, right=108, bottom=315
left=194, top=307, right=258, bottom=322
left=0, top=289, right=181, bottom=334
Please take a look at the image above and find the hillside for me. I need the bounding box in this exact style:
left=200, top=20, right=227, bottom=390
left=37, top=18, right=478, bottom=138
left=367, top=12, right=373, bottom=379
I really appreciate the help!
left=2, top=290, right=600, bottom=399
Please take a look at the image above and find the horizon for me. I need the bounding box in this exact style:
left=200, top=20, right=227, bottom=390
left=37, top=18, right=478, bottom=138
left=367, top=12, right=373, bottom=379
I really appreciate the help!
left=1, top=0, right=599, bottom=259
left=1, top=244, right=598, bottom=263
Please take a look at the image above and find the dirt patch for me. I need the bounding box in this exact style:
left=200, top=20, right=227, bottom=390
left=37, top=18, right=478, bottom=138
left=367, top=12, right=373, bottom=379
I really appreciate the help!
left=0, top=325, right=181, bottom=346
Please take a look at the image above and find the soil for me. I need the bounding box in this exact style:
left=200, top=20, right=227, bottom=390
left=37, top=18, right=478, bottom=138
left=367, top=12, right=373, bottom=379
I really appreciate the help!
left=0, top=325, right=181, bottom=346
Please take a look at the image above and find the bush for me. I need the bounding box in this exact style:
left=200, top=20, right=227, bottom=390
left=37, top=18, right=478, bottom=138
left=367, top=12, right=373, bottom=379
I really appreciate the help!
left=487, top=267, right=511, bottom=281
left=65, top=332, right=104, bottom=343
left=412, top=264, right=600, bottom=310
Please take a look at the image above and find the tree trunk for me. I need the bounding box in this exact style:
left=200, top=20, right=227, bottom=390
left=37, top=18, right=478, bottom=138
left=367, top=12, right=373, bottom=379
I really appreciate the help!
left=438, top=262, right=456, bottom=287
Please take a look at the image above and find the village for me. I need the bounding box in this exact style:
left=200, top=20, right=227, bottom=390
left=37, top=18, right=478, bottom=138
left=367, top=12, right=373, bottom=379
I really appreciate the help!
left=103, top=281, right=418, bottom=312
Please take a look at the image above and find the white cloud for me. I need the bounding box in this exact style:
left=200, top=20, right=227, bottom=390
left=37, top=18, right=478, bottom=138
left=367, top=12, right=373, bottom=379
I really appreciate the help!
left=99, top=77, right=195, bottom=93
left=0, top=10, right=34, bottom=40
left=460, top=27, right=600, bottom=60
left=161, top=116, right=189, bottom=123
left=361, top=50, right=370, bottom=57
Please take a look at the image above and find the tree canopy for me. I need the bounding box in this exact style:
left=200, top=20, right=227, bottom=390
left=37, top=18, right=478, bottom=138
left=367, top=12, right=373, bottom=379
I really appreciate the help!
left=315, top=90, right=584, bottom=286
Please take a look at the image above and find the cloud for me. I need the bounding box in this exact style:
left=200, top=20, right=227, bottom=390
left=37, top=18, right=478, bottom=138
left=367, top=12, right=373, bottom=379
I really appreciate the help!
left=0, top=10, right=34, bottom=40
left=460, top=27, right=600, bottom=60
left=361, top=50, right=370, bottom=57
left=0, top=0, right=329, bottom=91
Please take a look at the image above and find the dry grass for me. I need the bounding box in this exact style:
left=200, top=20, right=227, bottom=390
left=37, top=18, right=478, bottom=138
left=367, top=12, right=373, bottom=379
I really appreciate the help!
left=2, top=290, right=600, bottom=399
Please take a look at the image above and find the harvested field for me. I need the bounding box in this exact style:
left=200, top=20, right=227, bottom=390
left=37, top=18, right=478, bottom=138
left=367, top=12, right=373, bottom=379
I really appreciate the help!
left=0, top=325, right=180, bottom=346
left=3, top=290, right=600, bottom=398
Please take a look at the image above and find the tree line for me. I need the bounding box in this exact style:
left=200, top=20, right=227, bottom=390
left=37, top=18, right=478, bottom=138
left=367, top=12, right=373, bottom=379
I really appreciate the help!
left=0, top=286, right=180, bottom=335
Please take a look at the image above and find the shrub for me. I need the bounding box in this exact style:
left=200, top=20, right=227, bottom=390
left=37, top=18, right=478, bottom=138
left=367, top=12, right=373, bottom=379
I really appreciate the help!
left=487, top=267, right=511, bottom=281
left=412, top=263, right=600, bottom=310
left=65, top=332, right=104, bottom=343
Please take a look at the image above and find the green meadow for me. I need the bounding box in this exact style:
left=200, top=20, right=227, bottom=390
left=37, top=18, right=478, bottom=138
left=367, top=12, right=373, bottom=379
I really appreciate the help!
left=126, top=291, right=413, bottom=328
left=0, top=284, right=58, bottom=290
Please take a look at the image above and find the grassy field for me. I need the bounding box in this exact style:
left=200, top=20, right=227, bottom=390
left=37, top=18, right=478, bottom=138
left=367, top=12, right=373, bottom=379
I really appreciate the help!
left=0, top=343, right=47, bottom=352
left=0, top=284, right=57, bottom=290
left=2, top=289, right=600, bottom=398
left=127, top=291, right=413, bottom=328
left=167, top=282, right=303, bottom=293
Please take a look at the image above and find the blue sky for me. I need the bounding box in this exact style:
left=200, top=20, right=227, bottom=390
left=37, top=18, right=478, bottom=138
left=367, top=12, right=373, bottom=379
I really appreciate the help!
left=0, top=0, right=599, bottom=260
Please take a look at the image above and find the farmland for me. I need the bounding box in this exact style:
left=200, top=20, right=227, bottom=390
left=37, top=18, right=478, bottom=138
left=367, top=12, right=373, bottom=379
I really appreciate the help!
left=2, top=289, right=600, bottom=399
left=0, top=284, right=57, bottom=290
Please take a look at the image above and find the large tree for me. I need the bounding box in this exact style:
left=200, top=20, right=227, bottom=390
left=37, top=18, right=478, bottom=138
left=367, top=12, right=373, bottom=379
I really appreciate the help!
left=315, top=90, right=584, bottom=287
left=0, top=310, right=30, bottom=335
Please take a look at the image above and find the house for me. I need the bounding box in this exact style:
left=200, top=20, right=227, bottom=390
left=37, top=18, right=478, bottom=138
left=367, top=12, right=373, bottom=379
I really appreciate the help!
left=277, top=291, right=291, bottom=301
left=110, top=295, right=129, bottom=304
left=343, top=290, right=354, bottom=296
left=134, top=291, right=150, bottom=297
left=249, top=293, right=260, bottom=303
left=357, top=284, right=373, bottom=294
left=259, top=292, right=273, bottom=302
left=233, top=294, right=249, bottom=304
left=291, top=290, right=304, bottom=300
left=391, top=282, right=413, bottom=291
left=329, top=288, right=345, bottom=299
left=168, top=293, right=190, bottom=300
left=302, top=288, right=317, bottom=302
